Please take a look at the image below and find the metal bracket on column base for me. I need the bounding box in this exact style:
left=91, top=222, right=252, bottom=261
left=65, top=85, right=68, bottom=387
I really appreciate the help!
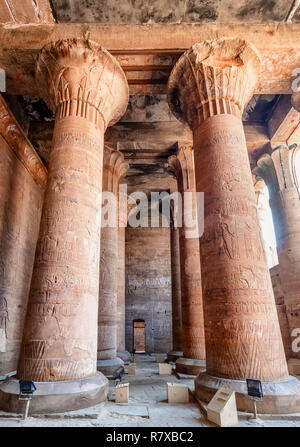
left=176, top=357, right=206, bottom=376
left=167, top=351, right=183, bottom=363
left=195, top=372, right=300, bottom=414
left=0, top=372, right=109, bottom=415
left=97, top=357, right=124, bottom=377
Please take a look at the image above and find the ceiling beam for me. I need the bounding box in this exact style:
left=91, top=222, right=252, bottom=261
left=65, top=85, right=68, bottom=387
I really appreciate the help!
left=0, top=23, right=300, bottom=95
left=0, top=0, right=54, bottom=24
left=0, top=94, right=47, bottom=188
left=268, top=94, right=300, bottom=146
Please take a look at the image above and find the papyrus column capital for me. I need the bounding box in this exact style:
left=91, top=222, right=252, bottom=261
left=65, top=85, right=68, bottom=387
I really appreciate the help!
left=103, top=146, right=129, bottom=194
left=35, top=38, right=129, bottom=130
left=167, top=38, right=260, bottom=130
left=167, top=145, right=195, bottom=192
left=254, top=144, right=300, bottom=198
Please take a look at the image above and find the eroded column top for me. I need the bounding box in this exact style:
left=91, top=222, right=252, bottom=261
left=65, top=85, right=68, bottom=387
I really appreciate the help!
left=254, top=144, right=300, bottom=197
left=167, top=38, right=260, bottom=130
left=35, top=38, right=129, bottom=129
left=103, top=145, right=129, bottom=193
left=168, top=146, right=195, bottom=193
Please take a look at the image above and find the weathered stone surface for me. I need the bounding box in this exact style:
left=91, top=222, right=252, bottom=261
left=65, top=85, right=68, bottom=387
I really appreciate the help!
left=168, top=147, right=205, bottom=375
left=0, top=0, right=54, bottom=24
left=1, top=23, right=300, bottom=96
left=255, top=144, right=300, bottom=361
left=117, top=188, right=130, bottom=362
left=168, top=38, right=293, bottom=412
left=17, top=39, right=128, bottom=382
left=168, top=225, right=183, bottom=355
left=0, top=105, right=44, bottom=375
left=125, top=171, right=175, bottom=354
left=50, top=1, right=294, bottom=24
left=0, top=95, right=47, bottom=189
left=0, top=373, right=108, bottom=414
left=26, top=114, right=270, bottom=170
left=98, top=147, right=128, bottom=373
left=125, top=224, right=172, bottom=354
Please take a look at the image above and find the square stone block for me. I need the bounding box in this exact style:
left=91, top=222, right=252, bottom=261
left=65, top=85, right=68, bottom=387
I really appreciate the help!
left=159, top=363, right=172, bottom=375
left=167, top=382, right=189, bottom=403
left=288, top=358, right=300, bottom=376
left=128, top=364, right=136, bottom=375
left=156, top=355, right=166, bottom=363
left=115, top=383, right=129, bottom=403
left=207, top=388, right=238, bottom=427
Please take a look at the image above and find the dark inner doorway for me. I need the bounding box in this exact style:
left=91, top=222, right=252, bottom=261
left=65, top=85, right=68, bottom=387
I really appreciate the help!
left=133, top=319, right=146, bottom=353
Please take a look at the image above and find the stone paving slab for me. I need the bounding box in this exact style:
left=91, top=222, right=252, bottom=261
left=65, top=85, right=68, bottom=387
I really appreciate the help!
left=104, top=402, right=149, bottom=418
left=1, top=356, right=300, bottom=427
left=148, top=402, right=201, bottom=419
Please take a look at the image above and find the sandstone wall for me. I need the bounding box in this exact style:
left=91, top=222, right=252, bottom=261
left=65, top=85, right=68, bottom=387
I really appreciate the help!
left=125, top=225, right=172, bottom=353
left=0, top=135, right=43, bottom=376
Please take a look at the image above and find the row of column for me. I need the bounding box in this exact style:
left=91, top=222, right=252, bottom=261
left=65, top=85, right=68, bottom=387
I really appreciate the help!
left=166, top=38, right=300, bottom=413
left=168, top=148, right=205, bottom=375
left=254, top=143, right=300, bottom=368
left=97, top=146, right=130, bottom=375
left=0, top=36, right=299, bottom=415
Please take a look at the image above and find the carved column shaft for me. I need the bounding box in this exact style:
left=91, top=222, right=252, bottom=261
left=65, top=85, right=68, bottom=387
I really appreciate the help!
left=98, top=148, right=129, bottom=372
left=194, top=114, right=287, bottom=381
left=17, top=39, right=128, bottom=382
left=117, top=225, right=126, bottom=352
left=167, top=39, right=298, bottom=414
left=116, top=185, right=130, bottom=361
left=168, top=147, right=205, bottom=374
left=170, top=225, right=183, bottom=354
left=255, top=144, right=300, bottom=362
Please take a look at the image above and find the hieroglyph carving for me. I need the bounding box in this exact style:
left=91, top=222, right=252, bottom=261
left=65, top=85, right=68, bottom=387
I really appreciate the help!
left=17, top=39, right=128, bottom=381
left=167, top=38, right=289, bottom=382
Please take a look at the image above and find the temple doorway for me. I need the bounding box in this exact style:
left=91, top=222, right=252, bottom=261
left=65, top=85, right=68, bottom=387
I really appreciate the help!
left=133, top=319, right=146, bottom=353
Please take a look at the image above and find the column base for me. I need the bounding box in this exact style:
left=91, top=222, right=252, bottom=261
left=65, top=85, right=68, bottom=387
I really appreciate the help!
left=195, top=372, right=300, bottom=414
left=97, top=357, right=124, bottom=376
left=287, top=358, right=300, bottom=375
left=0, top=372, right=109, bottom=415
left=167, top=351, right=183, bottom=362
left=117, top=351, right=131, bottom=363
left=176, top=357, right=206, bottom=375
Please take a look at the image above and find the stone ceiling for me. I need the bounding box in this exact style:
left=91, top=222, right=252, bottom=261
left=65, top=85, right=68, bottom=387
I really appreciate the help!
left=51, top=0, right=299, bottom=24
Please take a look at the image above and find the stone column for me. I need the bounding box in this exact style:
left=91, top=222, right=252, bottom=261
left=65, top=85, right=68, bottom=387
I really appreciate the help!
left=168, top=147, right=205, bottom=374
left=255, top=144, right=300, bottom=372
left=253, top=177, right=278, bottom=269
left=97, top=147, right=129, bottom=375
left=167, top=38, right=300, bottom=413
left=253, top=176, right=291, bottom=360
left=117, top=188, right=131, bottom=362
left=167, top=222, right=183, bottom=362
left=0, top=39, right=128, bottom=414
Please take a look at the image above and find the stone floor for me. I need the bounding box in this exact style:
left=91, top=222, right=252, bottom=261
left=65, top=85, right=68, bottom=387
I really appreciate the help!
left=1, top=355, right=300, bottom=427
